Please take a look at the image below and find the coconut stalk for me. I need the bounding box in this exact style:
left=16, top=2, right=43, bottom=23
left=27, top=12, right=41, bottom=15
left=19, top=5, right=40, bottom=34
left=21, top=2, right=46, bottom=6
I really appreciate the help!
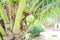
left=0, top=36, right=2, bottom=40
left=0, top=25, right=5, bottom=36
left=13, top=0, right=27, bottom=32
left=0, top=3, right=9, bottom=24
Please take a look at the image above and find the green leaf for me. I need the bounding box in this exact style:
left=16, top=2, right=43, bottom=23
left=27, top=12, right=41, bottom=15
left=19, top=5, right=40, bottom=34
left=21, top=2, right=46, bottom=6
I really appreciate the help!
left=7, top=0, right=15, bottom=7
left=14, top=0, right=18, bottom=3
left=0, top=0, right=6, bottom=3
left=28, top=25, right=46, bottom=35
